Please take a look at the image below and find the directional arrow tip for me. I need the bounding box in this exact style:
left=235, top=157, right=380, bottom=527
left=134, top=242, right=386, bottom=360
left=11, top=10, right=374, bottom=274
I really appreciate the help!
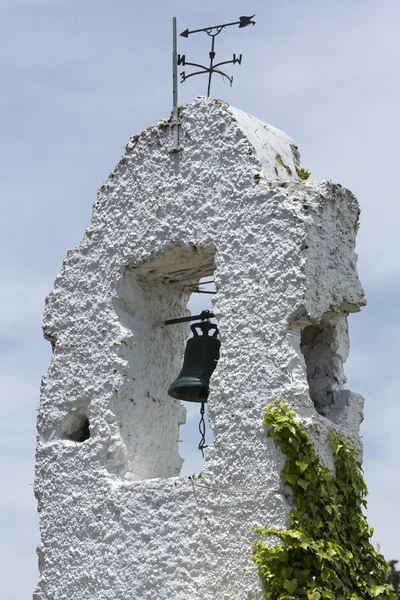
left=239, top=15, right=256, bottom=28
left=180, top=28, right=189, bottom=38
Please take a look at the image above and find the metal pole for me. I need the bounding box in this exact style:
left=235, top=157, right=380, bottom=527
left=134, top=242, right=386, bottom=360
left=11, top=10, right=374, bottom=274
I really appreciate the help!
left=172, top=17, right=180, bottom=151
left=207, top=35, right=216, bottom=97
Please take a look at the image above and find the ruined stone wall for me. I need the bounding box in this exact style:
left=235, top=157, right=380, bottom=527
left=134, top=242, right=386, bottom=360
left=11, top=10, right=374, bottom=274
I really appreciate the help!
left=35, top=98, right=365, bottom=600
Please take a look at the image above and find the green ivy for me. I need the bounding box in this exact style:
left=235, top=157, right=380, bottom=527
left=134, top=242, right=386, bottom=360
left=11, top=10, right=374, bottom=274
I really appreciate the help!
left=252, top=401, right=396, bottom=600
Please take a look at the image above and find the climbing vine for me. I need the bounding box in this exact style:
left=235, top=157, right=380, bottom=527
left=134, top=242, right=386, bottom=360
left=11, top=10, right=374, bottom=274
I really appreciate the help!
left=252, top=401, right=396, bottom=600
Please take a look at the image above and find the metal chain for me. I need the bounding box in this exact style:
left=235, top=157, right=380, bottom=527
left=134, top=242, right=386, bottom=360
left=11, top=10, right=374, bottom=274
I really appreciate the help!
left=198, top=402, right=208, bottom=457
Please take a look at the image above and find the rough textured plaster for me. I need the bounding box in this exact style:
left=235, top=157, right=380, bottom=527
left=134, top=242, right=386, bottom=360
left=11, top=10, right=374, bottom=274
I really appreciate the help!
left=35, top=97, right=366, bottom=599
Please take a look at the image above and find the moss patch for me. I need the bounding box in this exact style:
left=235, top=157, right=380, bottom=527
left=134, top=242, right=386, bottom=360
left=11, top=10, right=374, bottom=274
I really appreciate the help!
left=297, top=168, right=311, bottom=180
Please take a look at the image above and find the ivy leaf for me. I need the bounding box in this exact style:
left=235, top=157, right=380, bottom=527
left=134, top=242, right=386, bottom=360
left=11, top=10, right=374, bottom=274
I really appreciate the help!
left=371, top=585, right=391, bottom=597
left=297, top=478, right=309, bottom=491
left=285, top=473, right=298, bottom=486
left=320, top=591, right=336, bottom=599
left=296, top=460, right=309, bottom=473
left=284, top=579, right=298, bottom=594
left=321, top=567, right=339, bottom=582
left=281, top=567, right=293, bottom=579
left=307, top=591, right=321, bottom=600
left=288, top=436, right=300, bottom=451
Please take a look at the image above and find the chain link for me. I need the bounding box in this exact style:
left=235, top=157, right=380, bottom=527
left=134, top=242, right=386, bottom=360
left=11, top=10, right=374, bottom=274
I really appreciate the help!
left=198, top=402, right=208, bottom=457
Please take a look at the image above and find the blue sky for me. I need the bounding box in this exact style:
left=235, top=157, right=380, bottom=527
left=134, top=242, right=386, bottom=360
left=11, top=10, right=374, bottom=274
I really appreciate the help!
left=1, top=1, right=399, bottom=597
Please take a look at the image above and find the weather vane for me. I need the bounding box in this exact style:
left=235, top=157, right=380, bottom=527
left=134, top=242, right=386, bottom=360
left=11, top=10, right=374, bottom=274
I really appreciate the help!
left=178, top=15, right=256, bottom=98
left=170, top=16, right=255, bottom=152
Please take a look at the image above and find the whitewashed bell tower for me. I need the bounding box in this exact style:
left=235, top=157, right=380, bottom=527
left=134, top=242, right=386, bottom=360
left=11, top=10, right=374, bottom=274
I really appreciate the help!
left=34, top=94, right=366, bottom=599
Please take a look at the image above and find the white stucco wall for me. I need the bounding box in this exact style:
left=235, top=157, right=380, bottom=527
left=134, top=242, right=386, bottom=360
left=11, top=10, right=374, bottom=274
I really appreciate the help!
left=35, top=97, right=366, bottom=600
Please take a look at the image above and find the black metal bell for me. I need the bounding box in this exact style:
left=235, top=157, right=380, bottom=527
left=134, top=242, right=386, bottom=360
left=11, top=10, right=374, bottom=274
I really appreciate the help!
left=168, top=321, right=220, bottom=402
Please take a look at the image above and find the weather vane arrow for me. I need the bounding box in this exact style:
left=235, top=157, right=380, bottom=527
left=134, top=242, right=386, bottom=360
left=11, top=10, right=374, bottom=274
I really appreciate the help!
left=180, top=15, right=256, bottom=38
left=177, top=15, right=256, bottom=97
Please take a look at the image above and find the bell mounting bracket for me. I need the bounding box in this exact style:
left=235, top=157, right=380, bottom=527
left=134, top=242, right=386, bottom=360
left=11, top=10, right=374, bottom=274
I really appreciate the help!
left=164, top=310, right=215, bottom=326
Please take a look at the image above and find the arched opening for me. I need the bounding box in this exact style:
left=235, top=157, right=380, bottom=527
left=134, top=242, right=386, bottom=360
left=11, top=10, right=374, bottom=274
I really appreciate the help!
left=110, top=243, right=218, bottom=481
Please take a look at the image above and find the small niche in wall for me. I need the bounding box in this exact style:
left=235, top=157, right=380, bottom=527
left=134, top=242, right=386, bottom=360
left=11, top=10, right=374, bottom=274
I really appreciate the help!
left=300, top=317, right=348, bottom=418
left=60, top=409, right=90, bottom=442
